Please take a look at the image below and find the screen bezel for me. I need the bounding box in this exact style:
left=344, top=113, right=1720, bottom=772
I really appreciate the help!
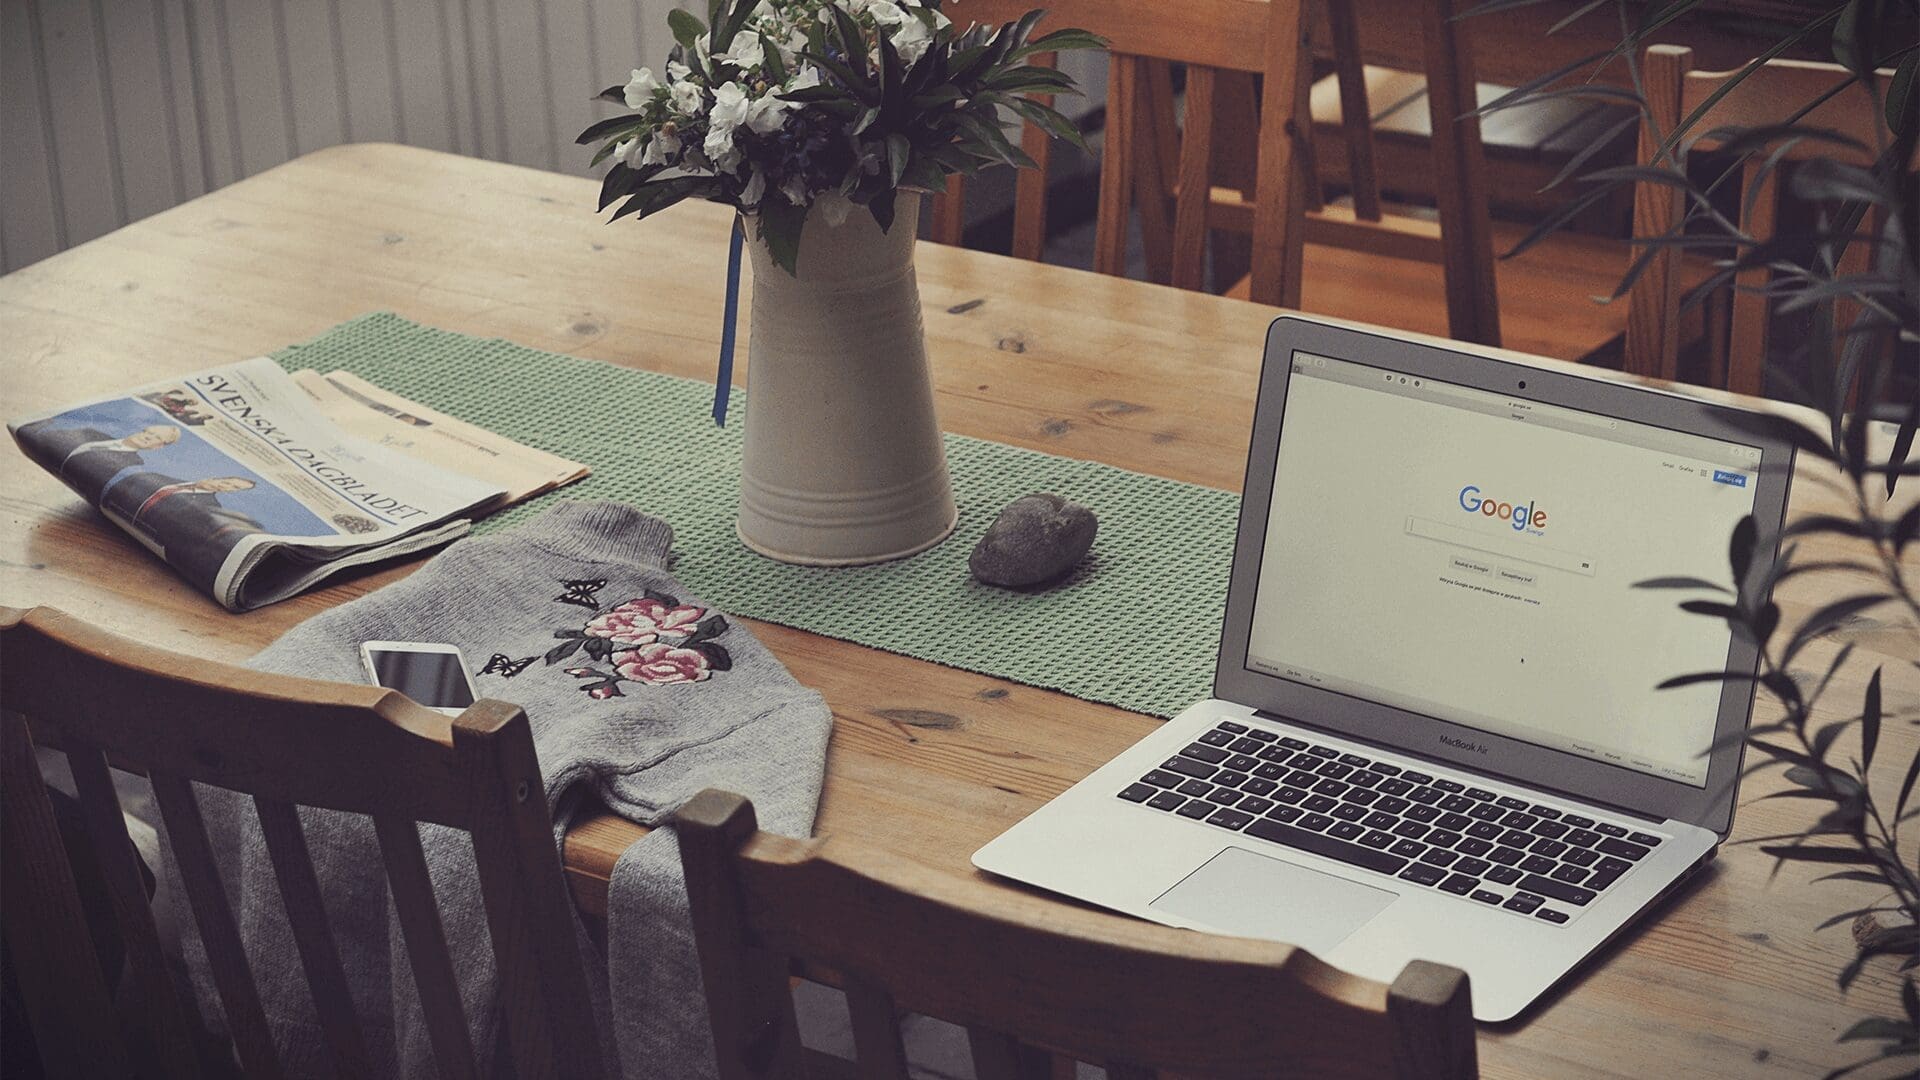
left=1213, top=317, right=1795, bottom=836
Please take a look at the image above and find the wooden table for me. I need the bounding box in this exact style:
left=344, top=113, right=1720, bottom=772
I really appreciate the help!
left=3, top=144, right=1915, bottom=1078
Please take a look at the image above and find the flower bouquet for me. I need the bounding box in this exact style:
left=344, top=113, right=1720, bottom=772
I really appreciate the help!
left=577, top=0, right=1105, bottom=567
left=576, top=0, right=1104, bottom=272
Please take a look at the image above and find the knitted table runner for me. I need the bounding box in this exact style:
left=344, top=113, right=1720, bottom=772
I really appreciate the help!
left=275, top=313, right=1238, bottom=718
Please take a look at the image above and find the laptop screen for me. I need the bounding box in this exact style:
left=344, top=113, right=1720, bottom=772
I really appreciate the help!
left=1244, top=353, right=1762, bottom=788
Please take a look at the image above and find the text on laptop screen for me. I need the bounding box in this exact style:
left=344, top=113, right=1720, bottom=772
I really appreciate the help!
left=1245, top=353, right=1761, bottom=787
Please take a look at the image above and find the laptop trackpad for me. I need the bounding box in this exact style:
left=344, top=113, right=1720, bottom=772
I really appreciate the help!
left=1151, top=846, right=1397, bottom=953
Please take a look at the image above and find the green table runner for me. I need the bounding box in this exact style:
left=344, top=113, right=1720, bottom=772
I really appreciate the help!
left=275, top=313, right=1239, bottom=718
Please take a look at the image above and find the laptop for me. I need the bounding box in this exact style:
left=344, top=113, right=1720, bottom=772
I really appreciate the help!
left=973, top=316, right=1795, bottom=1022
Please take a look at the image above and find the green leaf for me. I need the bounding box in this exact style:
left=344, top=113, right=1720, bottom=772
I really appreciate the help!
left=668, top=7, right=706, bottom=50
left=1760, top=844, right=1879, bottom=864
left=759, top=31, right=788, bottom=83
left=1729, top=514, right=1757, bottom=586
left=1635, top=575, right=1732, bottom=592
left=596, top=83, right=626, bottom=104
left=1861, top=668, right=1881, bottom=770
left=1838, top=1017, right=1914, bottom=1043
left=757, top=196, right=806, bottom=275
left=577, top=113, right=649, bottom=146
left=1898, top=747, right=1920, bottom=822
left=609, top=176, right=710, bottom=223
left=884, top=133, right=911, bottom=187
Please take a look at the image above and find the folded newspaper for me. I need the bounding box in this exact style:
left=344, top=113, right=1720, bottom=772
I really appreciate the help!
left=10, top=357, right=585, bottom=611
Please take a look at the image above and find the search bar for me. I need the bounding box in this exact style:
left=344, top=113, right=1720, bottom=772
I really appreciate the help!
left=1405, top=516, right=1597, bottom=576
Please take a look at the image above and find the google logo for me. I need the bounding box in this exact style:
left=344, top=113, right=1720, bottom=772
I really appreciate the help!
left=1459, top=485, right=1548, bottom=532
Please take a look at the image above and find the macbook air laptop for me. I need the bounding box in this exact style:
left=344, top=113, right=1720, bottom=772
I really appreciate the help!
left=973, top=316, right=1795, bottom=1022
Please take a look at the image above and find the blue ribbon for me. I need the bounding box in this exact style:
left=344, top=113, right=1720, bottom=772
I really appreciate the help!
left=713, top=216, right=745, bottom=426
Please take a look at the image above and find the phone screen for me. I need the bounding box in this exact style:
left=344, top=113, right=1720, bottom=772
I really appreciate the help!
left=365, top=648, right=476, bottom=709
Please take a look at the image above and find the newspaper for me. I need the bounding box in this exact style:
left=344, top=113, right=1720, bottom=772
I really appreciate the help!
left=10, top=358, right=508, bottom=611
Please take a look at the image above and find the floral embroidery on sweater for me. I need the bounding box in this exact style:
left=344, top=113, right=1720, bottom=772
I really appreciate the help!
left=543, top=590, right=733, bottom=698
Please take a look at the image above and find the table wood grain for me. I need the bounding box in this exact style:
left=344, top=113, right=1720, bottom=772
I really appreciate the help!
left=3, top=144, right=1915, bottom=1079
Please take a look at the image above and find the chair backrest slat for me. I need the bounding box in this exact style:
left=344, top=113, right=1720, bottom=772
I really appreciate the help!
left=373, top=814, right=482, bottom=1080
left=1009, top=52, right=1059, bottom=262
left=0, top=712, right=134, bottom=1078
left=678, top=790, right=1478, bottom=1079
left=253, top=797, right=375, bottom=1078
left=149, top=770, right=289, bottom=1080
left=63, top=745, right=207, bottom=1080
left=0, top=605, right=605, bottom=1080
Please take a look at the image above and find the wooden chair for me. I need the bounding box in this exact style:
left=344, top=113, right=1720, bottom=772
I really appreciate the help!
left=0, top=605, right=605, bottom=1080
left=930, top=0, right=1505, bottom=347
left=676, top=789, right=1478, bottom=1080
left=1626, top=47, right=1899, bottom=394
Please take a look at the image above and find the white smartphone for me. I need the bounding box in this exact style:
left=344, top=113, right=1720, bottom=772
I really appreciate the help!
left=358, top=640, right=478, bottom=716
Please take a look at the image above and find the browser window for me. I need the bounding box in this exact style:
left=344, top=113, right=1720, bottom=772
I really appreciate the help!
left=1245, top=353, right=1761, bottom=787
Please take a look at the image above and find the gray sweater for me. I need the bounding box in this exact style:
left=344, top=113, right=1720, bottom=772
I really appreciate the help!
left=175, top=501, right=831, bottom=1078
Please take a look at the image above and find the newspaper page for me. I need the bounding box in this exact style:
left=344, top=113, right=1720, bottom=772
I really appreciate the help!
left=9, top=357, right=504, bottom=611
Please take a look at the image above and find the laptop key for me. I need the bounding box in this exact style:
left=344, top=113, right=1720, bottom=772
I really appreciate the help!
left=1456, top=838, right=1493, bottom=857
left=1438, top=874, right=1478, bottom=895
left=1206, top=808, right=1254, bottom=831
left=1244, top=729, right=1277, bottom=743
left=1278, top=736, right=1309, bottom=750
left=1585, top=867, right=1625, bottom=892
left=1314, top=778, right=1351, bottom=797
left=1392, top=820, right=1430, bottom=839
left=1242, top=818, right=1410, bottom=876
left=1421, top=848, right=1460, bottom=867
left=1242, top=778, right=1278, bottom=796
left=1520, top=874, right=1597, bottom=906
left=1431, top=778, right=1466, bottom=793
left=1163, top=757, right=1217, bottom=780
left=1374, top=796, right=1412, bottom=815
left=1206, top=789, right=1241, bottom=806
left=1520, top=855, right=1556, bottom=874
left=1287, top=769, right=1321, bottom=787
left=1470, top=890, right=1503, bottom=905
left=1224, top=754, right=1260, bottom=772
left=1215, top=770, right=1249, bottom=788
left=1400, top=771, right=1434, bottom=784
left=1332, top=804, right=1368, bottom=822
left=1550, top=864, right=1589, bottom=884
left=1256, top=746, right=1294, bottom=764
left=1362, top=811, right=1397, bottom=830
left=1530, top=819, right=1570, bottom=839
left=1466, top=822, right=1503, bottom=841
left=1564, top=847, right=1600, bottom=867
left=1344, top=788, right=1382, bottom=806
left=1408, top=787, right=1444, bottom=805
left=1119, top=784, right=1156, bottom=802
left=1406, top=805, right=1442, bottom=823
left=1141, top=770, right=1184, bottom=789
left=1501, top=812, right=1539, bottom=830
left=1176, top=801, right=1213, bottom=819
left=1595, top=823, right=1629, bottom=838
left=1529, top=805, right=1562, bottom=819
left=1308, top=745, right=1339, bottom=758
left=1298, top=813, right=1334, bottom=831
left=1597, top=838, right=1652, bottom=861
left=1535, top=908, right=1570, bottom=924
left=1400, top=862, right=1447, bottom=886
left=1238, top=795, right=1277, bottom=816
left=1488, top=846, right=1526, bottom=866
left=1595, top=856, right=1633, bottom=877
left=1218, top=721, right=1248, bottom=734
left=1486, top=865, right=1523, bottom=885
left=1275, top=786, right=1307, bottom=804
left=1147, top=791, right=1186, bottom=811
left=1267, top=805, right=1304, bottom=823
left=1390, top=839, right=1427, bottom=859
left=1198, top=730, right=1235, bottom=748
left=1530, top=838, right=1569, bottom=858
left=1376, top=778, right=1414, bottom=796
left=1499, top=829, right=1534, bottom=848
left=1348, top=771, right=1383, bottom=789
left=1629, top=831, right=1664, bottom=847
left=1229, top=738, right=1264, bottom=755
left=1371, top=763, right=1403, bottom=777
left=1360, top=830, right=1395, bottom=849
left=1564, top=829, right=1603, bottom=848
left=1496, top=796, right=1530, bottom=811
left=1504, top=893, right=1543, bottom=914
left=1438, top=795, right=1474, bottom=813
left=1329, top=822, right=1365, bottom=840
left=1453, top=857, right=1492, bottom=876
left=1254, top=763, right=1289, bottom=781
left=1177, top=780, right=1213, bottom=798
left=1305, top=795, right=1340, bottom=813
left=1561, top=813, right=1596, bottom=828
left=1182, top=743, right=1230, bottom=764
left=1436, top=812, right=1473, bottom=832
left=1289, top=752, right=1324, bottom=769
left=1468, top=803, right=1504, bottom=821
left=1318, top=762, right=1354, bottom=780
left=1464, top=787, right=1495, bottom=801
left=1425, top=830, right=1462, bottom=849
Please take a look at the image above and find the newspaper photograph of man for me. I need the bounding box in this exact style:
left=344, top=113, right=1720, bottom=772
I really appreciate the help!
left=12, top=418, right=181, bottom=491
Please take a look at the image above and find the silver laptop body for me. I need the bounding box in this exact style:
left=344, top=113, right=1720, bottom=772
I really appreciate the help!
left=974, top=317, right=1795, bottom=1022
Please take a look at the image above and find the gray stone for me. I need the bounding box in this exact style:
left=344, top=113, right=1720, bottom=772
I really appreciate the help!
left=969, top=493, right=1098, bottom=589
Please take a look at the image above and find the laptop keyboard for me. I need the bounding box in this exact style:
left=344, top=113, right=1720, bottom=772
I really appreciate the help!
left=1118, top=720, right=1667, bottom=926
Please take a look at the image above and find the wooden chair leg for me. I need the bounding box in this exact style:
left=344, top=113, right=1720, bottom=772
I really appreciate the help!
left=1625, top=45, right=1693, bottom=381
left=1325, top=0, right=1382, bottom=221
left=1420, top=0, right=1501, bottom=347
left=928, top=177, right=967, bottom=247
left=1247, top=0, right=1313, bottom=308
left=1172, top=66, right=1218, bottom=291
left=1095, top=54, right=1140, bottom=277
left=1010, top=52, right=1057, bottom=263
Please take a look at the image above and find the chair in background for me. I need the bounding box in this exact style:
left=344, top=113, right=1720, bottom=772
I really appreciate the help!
left=1626, top=46, right=1898, bottom=395
left=930, top=0, right=1530, bottom=352
left=676, top=789, right=1479, bottom=1080
left=0, top=605, right=604, bottom=1080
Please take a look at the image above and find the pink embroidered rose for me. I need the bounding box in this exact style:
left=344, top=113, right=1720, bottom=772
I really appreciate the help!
left=583, top=598, right=706, bottom=646
left=613, top=642, right=713, bottom=685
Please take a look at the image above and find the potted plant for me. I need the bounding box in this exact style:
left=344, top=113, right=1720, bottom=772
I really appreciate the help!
left=1470, top=2, right=1917, bottom=1071
left=579, top=0, right=1103, bottom=566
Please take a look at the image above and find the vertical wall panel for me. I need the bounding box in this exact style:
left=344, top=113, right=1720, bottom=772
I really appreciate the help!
left=154, top=0, right=209, bottom=199
left=278, top=0, right=349, bottom=150
left=543, top=0, right=599, bottom=177
left=2, top=0, right=66, bottom=269
left=220, top=0, right=297, bottom=174
left=97, top=0, right=184, bottom=220
left=38, top=0, right=125, bottom=245
left=336, top=0, right=403, bottom=144
left=486, top=0, right=556, bottom=169
left=390, top=0, right=460, bottom=153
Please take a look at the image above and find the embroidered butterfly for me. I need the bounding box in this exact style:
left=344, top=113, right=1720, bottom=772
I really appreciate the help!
left=479, top=653, right=535, bottom=678
left=554, top=578, right=607, bottom=609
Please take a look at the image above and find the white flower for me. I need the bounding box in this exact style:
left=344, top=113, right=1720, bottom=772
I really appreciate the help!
left=641, top=129, right=681, bottom=165
left=782, top=176, right=810, bottom=205
left=708, top=81, right=750, bottom=131
left=865, top=1, right=907, bottom=26
left=615, top=136, right=641, bottom=166
left=889, top=16, right=932, bottom=63
left=742, top=90, right=792, bottom=135
left=670, top=78, right=706, bottom=116
left=785, top=66, right=821, bottom=94
left=815, top=190, right=853, bottom=227
left=716, top=32, right=764, bottom=70
left=740, top=168, right=767, bottom=206
left=623, top=67, right=659, bottom=109
left=666, top=60, right=692, bottom=81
